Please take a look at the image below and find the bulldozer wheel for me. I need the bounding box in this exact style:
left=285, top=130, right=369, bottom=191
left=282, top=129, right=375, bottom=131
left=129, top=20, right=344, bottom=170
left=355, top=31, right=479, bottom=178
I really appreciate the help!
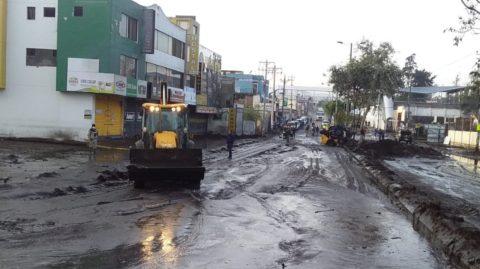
left=133, top=180, right=145, bottom=189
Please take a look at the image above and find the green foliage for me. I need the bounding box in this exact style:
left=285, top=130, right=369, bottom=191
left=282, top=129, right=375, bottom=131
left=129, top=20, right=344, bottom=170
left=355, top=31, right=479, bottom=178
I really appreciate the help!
left=323, top=100, right=345, bottom=116
left=458, top=59, right=480, bottom=118
left=413, top=69, right=436, bottom=87
left=333, top=110, right=352, bottom=126
left=329, top=39, right=404, bottom=121
left=244, top=105, right=262, bottom=121
left=445, top=0, right=480, bottom=45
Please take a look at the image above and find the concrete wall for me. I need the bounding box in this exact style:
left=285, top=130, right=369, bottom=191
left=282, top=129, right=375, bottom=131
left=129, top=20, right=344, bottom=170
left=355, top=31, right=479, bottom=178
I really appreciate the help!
left=207, top=112, right=228, bottom=135
left=0, top=0, right=95, bottom=141
left=243, top=121, right=256, bottom=136
left=448, top=130, right=478, bottom=149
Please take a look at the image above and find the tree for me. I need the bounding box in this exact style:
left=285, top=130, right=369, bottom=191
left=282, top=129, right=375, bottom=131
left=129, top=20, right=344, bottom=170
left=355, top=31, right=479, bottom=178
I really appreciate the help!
left=403, top=54, right=418, bottom=124
left=244, top=105, right=261, bottom=121
left=413, top=69, right=436, bottom=87
left=445, top=0, right=480, bottom=45
left=333, top=110, right=352, bottom=126
left=459, top=60, right=480, bottom=119
left=329, top=39, right=404, bottom=130
left=453, top=73, right=461, bottom=86
left=323, top=100, right=346, bottom=121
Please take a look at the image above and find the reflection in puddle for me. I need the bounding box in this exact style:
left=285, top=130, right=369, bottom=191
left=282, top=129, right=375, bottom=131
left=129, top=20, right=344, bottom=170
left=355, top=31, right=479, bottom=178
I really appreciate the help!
left=449, top=154, right=480, bottom=176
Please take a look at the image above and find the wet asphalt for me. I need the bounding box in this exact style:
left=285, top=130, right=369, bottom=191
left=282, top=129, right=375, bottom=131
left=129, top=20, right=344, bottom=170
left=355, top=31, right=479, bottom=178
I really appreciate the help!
left=0, top=132, right=452, bottom=269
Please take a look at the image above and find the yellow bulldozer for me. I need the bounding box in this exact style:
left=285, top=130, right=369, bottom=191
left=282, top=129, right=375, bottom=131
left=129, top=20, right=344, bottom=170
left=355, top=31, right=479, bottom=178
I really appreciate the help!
left=127, top=83, right=205, bottom=188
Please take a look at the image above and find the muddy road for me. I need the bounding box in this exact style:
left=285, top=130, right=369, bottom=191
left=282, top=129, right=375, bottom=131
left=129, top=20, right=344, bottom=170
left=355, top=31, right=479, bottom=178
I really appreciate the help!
left=0, top=134, right=451, bottom=269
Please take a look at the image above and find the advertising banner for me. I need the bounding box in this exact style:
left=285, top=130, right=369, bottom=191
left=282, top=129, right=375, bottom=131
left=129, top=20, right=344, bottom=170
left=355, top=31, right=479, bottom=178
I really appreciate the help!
left=137, top=80, right=147, bottom=99
left=126, top=78, right=138, bottom=97
left=114, top=75, right=127, bottom=96
left=196, top=106, right=218, bottom=114
left=168, top=87, right=185, bottom=103
left=143, top=9, right=155, bottom=54
left=228, top=108, right=236, bottom=132
left=196, top=95, right=207, bottom=106
left=184, top=87, right=196, bottom=105
left=125, top=112, right=135, bottom=121
left=67, top=72, right=114, bottom=94
left=188, top=34, right=199, bottom=75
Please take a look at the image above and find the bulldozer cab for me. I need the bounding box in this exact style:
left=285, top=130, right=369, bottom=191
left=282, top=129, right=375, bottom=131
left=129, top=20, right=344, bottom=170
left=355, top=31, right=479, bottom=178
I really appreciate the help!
left=141, top=103, right=189, bottom=149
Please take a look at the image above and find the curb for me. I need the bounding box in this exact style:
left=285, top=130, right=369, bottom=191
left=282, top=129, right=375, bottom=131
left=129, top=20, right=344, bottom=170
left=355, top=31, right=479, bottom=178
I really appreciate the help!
left=343, top=146, right=480, bottom=269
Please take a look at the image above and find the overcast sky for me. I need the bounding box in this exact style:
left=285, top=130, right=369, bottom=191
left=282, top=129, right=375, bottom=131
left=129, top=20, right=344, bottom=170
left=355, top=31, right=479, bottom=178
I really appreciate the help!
left=135, top=0, right=480, bottom=89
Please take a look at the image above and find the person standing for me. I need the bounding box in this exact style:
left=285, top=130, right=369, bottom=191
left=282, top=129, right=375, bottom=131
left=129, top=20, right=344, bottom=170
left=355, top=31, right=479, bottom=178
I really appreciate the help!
left=292, top=125, right=296, bottom=139
left=305, top=124, right=310, bottom=137
left=87, top=124, right=98, bottom=154
left=227, top=130, right=235, bottom=159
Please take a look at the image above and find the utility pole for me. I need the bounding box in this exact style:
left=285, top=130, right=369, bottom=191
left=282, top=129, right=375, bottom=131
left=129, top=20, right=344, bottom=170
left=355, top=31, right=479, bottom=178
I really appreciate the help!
left=268, top=65, right=282, bottom=127
left=282, top=75, right=286, bottom=122
left=259, top=60, right=274, bottom=136
left=288, top=75, right=295, bottom=119
left=280, top=75, right=293, bottom=124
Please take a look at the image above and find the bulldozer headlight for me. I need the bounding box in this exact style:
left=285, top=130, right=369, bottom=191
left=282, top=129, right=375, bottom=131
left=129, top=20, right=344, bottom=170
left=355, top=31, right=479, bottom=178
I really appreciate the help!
left=171, top=107, right=175, bottom=112
left=155, top=107, right=160, bottom=112
left=149, top=106, right=154, bottom=112
left=176, top=107, right=181, bottom=112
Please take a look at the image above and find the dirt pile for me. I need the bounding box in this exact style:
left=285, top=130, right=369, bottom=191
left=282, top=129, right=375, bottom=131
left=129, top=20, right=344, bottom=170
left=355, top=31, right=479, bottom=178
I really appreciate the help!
left=353, top=140, right=442, bottom=158
left=96, top=169, right=128, bottom=182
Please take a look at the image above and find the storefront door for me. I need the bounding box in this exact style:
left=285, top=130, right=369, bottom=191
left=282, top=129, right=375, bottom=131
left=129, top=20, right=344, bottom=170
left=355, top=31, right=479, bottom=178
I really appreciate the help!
left=95, top=95, right=123, bottom=137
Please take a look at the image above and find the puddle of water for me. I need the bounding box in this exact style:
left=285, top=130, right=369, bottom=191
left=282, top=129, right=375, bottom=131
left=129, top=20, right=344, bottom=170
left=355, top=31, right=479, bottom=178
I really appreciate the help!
left=448, top=154, right=480, bottom=176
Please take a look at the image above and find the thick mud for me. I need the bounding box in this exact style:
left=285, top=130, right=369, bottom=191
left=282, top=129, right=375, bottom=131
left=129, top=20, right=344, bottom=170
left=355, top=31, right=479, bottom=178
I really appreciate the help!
left=0, top=136, right=451, bottom=268
left=347, top=141, right=480, bottom=268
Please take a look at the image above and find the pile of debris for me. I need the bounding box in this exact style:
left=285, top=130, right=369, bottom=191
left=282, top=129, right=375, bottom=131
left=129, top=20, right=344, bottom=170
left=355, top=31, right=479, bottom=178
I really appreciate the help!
left=352, top=140, right=442, bottom=158
left=96, top=169, right=129, bottom=182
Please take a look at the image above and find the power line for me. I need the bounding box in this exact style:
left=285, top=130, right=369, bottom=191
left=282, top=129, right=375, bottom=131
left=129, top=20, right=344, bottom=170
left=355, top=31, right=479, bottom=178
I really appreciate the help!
left=431, top=51, right=477, bottom=72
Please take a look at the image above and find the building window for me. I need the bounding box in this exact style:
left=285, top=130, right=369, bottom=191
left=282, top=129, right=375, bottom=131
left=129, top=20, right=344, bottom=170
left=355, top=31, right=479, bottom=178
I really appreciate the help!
left=193, top=25, right=198, bottom=35
left=44, top=7, right=55, bottom=17
left=186, top=75, right=195, bottom=88
left=27, top=7, right=35, bottom=20
left=74, top=7, right=83, bottom=17
left=120, top=14, right=137, bottom=41
left=170, top=70, right=184, bottom=88
left=172, top=38, right=185, bottom=59
left=26, top=48, right=57, bottom=67
left=120, top=55, right=137, bottom=79
left=156, top=31, right=169, bottom=53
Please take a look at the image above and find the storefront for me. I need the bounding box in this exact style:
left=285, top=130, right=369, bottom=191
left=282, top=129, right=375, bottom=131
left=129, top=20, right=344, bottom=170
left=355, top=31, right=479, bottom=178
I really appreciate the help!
left=95, top=94, right=124, bottom=137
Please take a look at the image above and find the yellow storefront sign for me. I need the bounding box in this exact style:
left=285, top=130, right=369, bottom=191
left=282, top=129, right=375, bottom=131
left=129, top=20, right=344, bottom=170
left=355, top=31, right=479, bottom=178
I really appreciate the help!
left=187, top=34, right=199, bottom=75
left=228, top=108, right=236, bottom=132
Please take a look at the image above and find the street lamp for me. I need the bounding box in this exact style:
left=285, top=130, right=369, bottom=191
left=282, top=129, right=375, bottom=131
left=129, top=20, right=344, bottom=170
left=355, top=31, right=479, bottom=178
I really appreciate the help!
left=337, top=40, right=354, bottom=127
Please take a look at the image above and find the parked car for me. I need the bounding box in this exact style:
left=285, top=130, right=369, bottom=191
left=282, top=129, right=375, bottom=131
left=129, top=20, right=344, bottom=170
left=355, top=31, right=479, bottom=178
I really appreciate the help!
left=396, top=130, right=413, bottom=144
left=321, top=120, right=329, bottom=126
left=287, top=121, right=300, bottom=131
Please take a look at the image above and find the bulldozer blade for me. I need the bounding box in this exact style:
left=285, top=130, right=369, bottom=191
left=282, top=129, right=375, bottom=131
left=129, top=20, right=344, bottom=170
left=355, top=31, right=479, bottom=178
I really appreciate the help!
left=128, top=149, right=205, bottom=185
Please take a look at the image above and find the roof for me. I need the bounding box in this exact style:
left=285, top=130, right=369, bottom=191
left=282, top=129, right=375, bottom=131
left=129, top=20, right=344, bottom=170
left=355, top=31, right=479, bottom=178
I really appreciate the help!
left=399, top=86, right=465, bottom=94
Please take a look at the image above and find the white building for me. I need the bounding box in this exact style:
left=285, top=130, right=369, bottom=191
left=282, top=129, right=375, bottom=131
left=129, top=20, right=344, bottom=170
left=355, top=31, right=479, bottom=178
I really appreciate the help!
left=0, top=0, right=94, bottom=141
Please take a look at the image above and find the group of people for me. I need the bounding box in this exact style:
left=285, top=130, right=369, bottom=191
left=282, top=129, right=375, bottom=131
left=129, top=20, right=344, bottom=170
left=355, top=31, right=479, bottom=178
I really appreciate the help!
left=306, top=122, right=322, bottom=137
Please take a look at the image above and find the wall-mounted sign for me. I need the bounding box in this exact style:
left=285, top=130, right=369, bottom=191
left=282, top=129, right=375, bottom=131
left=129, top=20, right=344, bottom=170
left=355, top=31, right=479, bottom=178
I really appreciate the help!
left=84, top=109, right=92, bottom=119
left=196, top=62, right=203, bottom=94
left=168, top=87, right=185, bottom=103
left=143, top=9, right=155, bottom=54
left=125, top=112, right=135, bottom=121
left=228, top=108, right=236, bottom=132
left=188, top=34, right=200, bottom=75
left=137, top=80, right=147, bottom=99
left=67, top=72, right=114, bottom=94
left=114, top=75, right=127, bottom=96
left=184, top=86, right=196, bottom=105
left=196, top=106, right=218, bottom=114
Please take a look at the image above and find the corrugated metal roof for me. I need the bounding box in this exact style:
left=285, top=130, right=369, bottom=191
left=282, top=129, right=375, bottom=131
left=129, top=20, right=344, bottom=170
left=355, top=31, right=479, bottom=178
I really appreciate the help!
left=399, top=86, right=465, bottom=94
